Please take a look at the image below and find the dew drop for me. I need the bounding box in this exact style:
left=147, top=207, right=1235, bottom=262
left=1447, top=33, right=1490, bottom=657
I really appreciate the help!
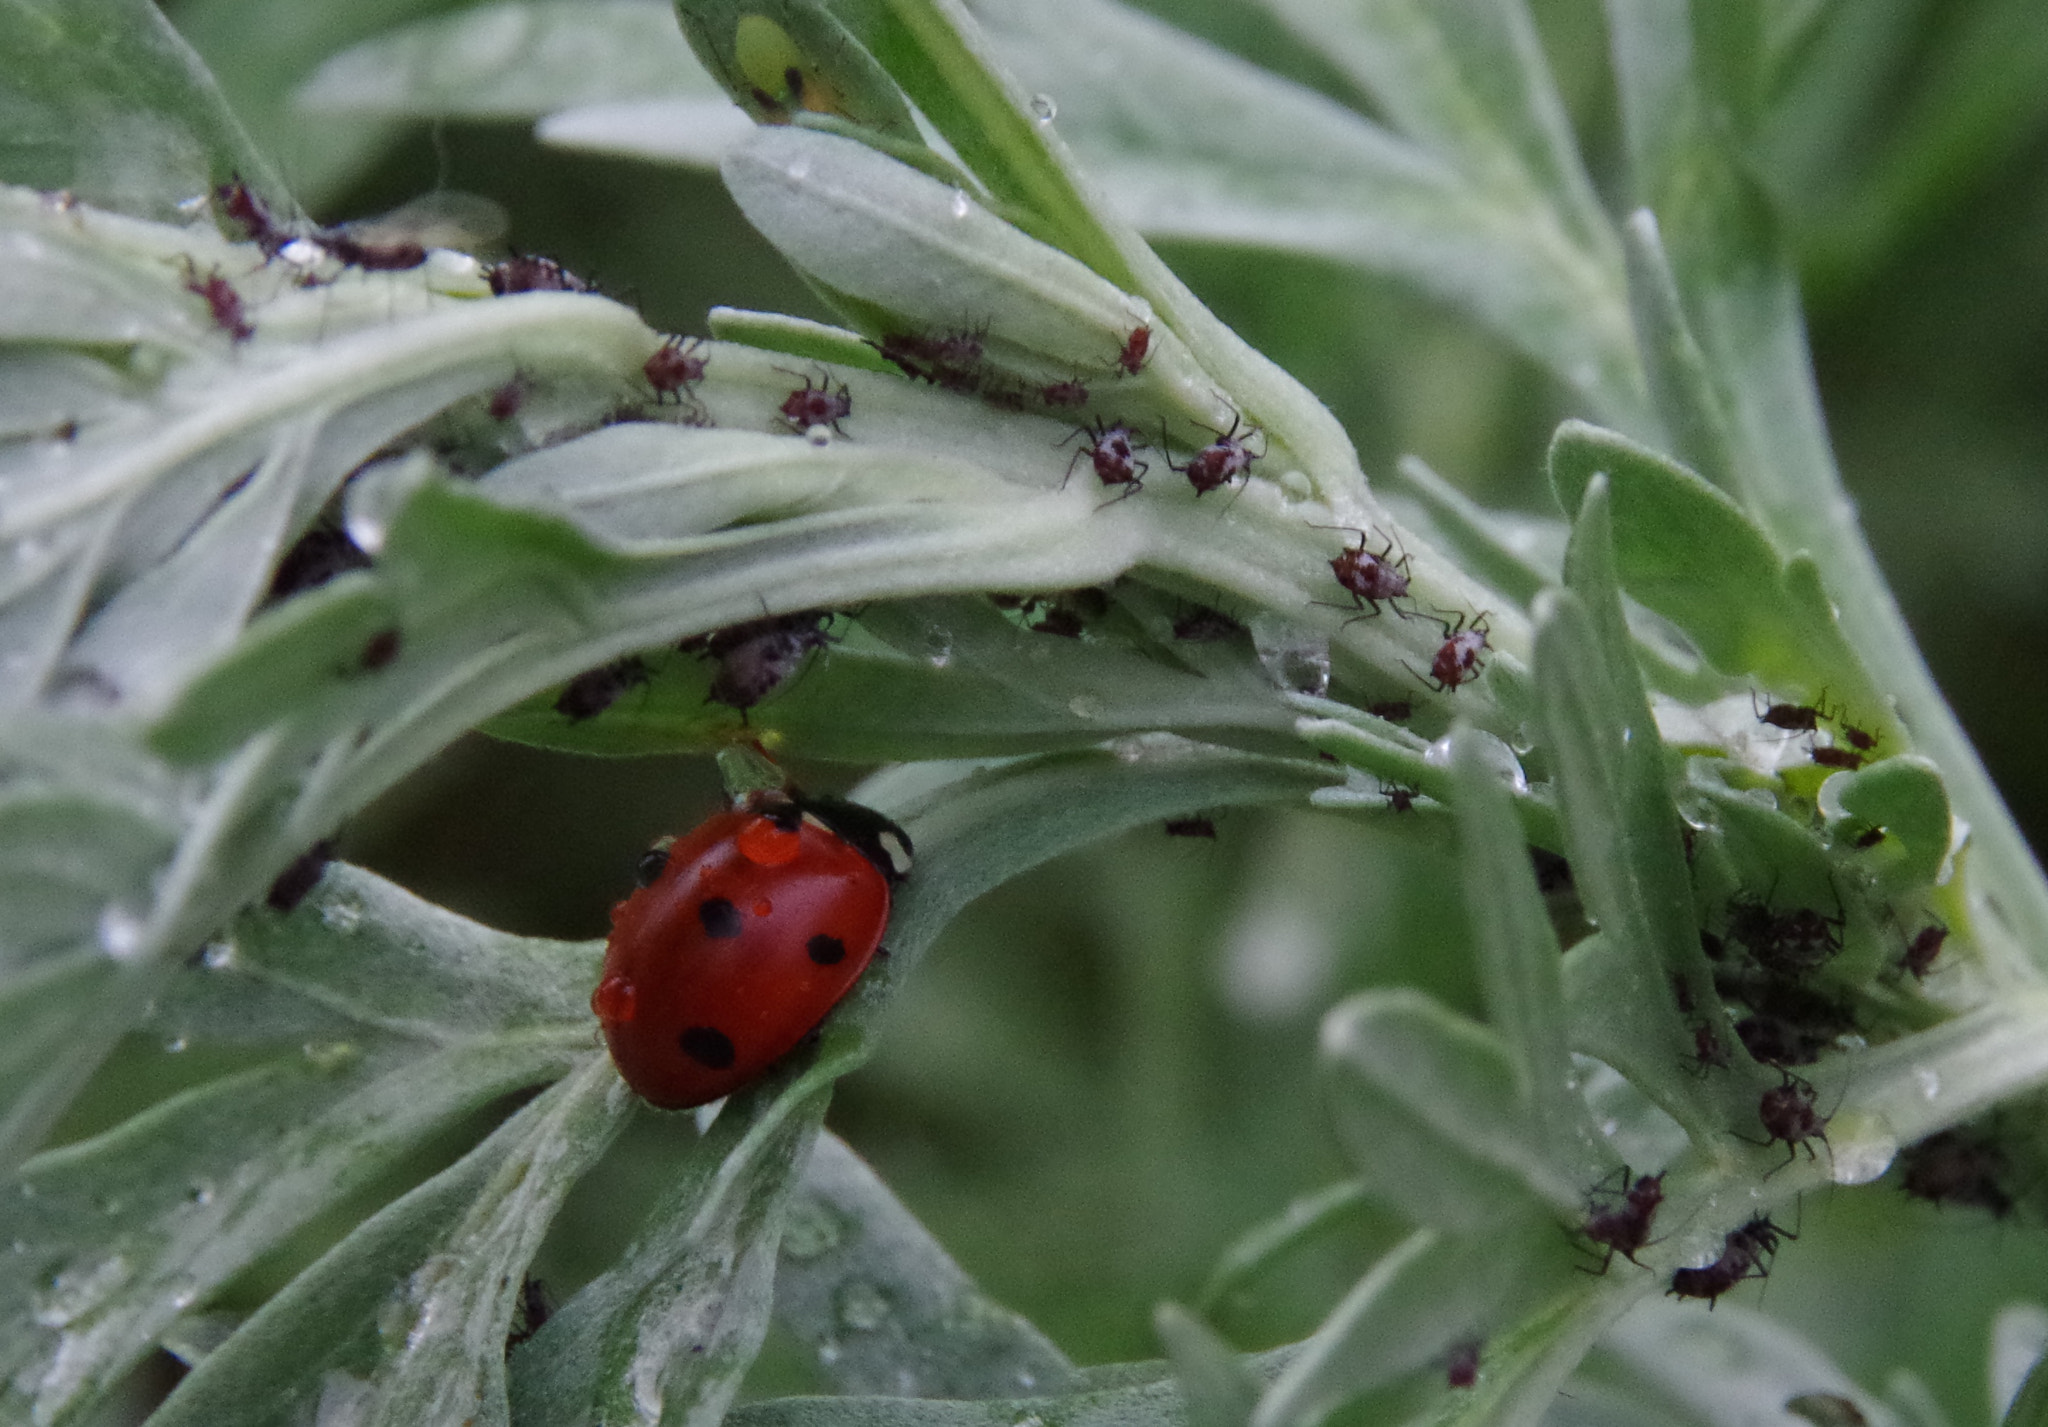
left=343, top=510, right=386, bottom=558
left=591, top=975, right=638, bottom=1025
left=188, top=1182, right=214, bottom=1206
left=1424, top=730, right=1528, bottom=792
left=97, top=906, right=145, bottom=961
left=320, top=899, right=362, bottom=933
left=1827, top=1114, right=1898, bottom=1186
left=1067, top=694, right=1102, bottom=719
left=163, top=1036, right=188, bottom=1054
left=781, top=1201, right=844, bottom=1259
left=1017, top=1371, right=1037, bottom=1390
left=1917, top=1068, right=1941, bottom=1100
left=1029, top=93, right=1057, bottom=123
left=786, top=156, right=812, bottom=182
left=200, top=940, right=234, bottom=969
left=950, top=189, right=971, bottom=219
left=836, top=1279, right=890, bottom=1331
left=818, top=1341, right=841, bottom=1365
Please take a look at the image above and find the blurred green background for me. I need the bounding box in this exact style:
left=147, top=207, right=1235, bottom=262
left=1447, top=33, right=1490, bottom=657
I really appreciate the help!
left=149, top=0, right=2048, bottom=1419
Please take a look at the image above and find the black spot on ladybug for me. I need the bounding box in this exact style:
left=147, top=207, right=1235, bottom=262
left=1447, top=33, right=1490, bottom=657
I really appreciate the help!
left=266, top=839, right=335, bottom=912
left=679, top=1026, right=736, bottom=1069
left=698, top=897, right=742, bottom=938
left=808, top=934, right=847, bottom=966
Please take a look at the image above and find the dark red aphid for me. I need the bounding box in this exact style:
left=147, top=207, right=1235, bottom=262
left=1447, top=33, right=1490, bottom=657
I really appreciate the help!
left=359, top=628, right=402, bottom=671
left=507, top=1276, right=554, bottom=1352
left=1444, top=1340, right=1481, bottom=1390
left=1320, top=527, right=1412, bottom=618
left=1734, top=1014, right=1823, bottom=1068
left=592, top=791, right=911, bottom=1108
left=321, top=230, right=427, bottom=271
left=1669, top=1217, right=1785, bottom=1306
left=645, top=336, right=707, bottom=403
left=1164, top=816, right=1217, bottom=838
left=1582, top=1169, right=1665, bottom=1270
left=1899, top=1129, right=2011, bottom=1216
left=183, top=261, right=254, bottom=342
left=779, top=372, right=853, bottom=436
left=1169, top=414, right=1263, bottom=496
left=1753, top=690, right=1825, bottom=733
left=1030, top=587, right=1109, bottom=637
left=1115, top=324, right=1151, bottom=376
left=1853, top=826, right=1886, bottom=849
left=488, top=378, right=526, bottom=422
left=269, top=526, right=371, bottom=603
left=687, top=611, right=835, bottom=712
left=1901, top=921, right=1948, bottom=979
left=1384, top=785, right=1419, bottom=813
left=1811, top=746, right=1865, bottom=770
left=1062, top=418, right=1146, bottom=498
left=1172, top=606, right=1244, bottom=642
left=267, top=839, right=336, bottom=912
left=215, top=177, right=290, bottom=257
left=875, top=328, right=985, bottom=392
left=486, top=254, right=591, bottom=295
left=1424, top=613, right=1490, bottom=692
left=1041, top=379, right=1089, bottom=408
left=1755, top=1072, right=1829, bottom=1167
left=1688, top=1021, right=1732, bottom=1074
left=1840, top=720, right=1879, bottom=753
left=556, top=655, right=652, bottom=721
left=1725, top=894, right=1843, bottom=975
left=1033, top=606, right=1084, bottom=638
left=1367, top=700, right=1413, bottom=722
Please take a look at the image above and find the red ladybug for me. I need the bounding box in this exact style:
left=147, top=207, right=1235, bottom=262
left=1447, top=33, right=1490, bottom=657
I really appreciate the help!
left=590, top=793, right=911, bottom=1108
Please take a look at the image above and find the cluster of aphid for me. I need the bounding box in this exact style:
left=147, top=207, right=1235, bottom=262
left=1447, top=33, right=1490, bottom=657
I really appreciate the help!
left=867, top=320, right=1269, bottom=503
left=872, top=322, right=1146, bottom=413
left=1572, top=1166, right=1798, bottom=1308
left=1754, top=690, right=1880, bottom=772
left=1317, top=526, right=1492, bottom=695
left=552, top=611, right=839, bottom=727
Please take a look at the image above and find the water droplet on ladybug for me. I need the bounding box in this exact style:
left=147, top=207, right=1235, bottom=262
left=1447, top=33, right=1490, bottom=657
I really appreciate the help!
left=736, top=816, right=803, bottom=866
left=591, top=974, right=638, bottom=1024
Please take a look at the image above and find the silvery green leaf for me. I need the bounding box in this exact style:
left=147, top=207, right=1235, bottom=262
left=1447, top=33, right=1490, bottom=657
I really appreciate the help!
left=297, top=0, right=718, bottom=120
left=148, top=1054, right=627, bottom=1427
left=1320, top=989, right=1575, bottom=1231
left=775, top=1130, right=1079, bottom=1398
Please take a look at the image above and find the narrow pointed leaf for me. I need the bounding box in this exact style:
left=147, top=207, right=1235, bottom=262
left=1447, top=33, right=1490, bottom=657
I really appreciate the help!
left=1157, top=1303, right=1261, bottom=1427
left=1320, top=989, right=1573, bottom=1230
left=1447, top=727, right=1592, bottom=1176
left=149, top=1056, right=626, bottom=1427
left=776, top=1131, right=1079, bottom=1398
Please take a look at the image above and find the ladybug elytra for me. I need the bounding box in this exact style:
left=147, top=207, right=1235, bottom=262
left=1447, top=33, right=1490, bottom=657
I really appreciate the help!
left=591, top=793, right=910, bottom=1108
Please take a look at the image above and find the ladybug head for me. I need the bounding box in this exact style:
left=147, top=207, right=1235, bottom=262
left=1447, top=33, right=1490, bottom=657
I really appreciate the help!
left=794, top=792, right=914, bottom=885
